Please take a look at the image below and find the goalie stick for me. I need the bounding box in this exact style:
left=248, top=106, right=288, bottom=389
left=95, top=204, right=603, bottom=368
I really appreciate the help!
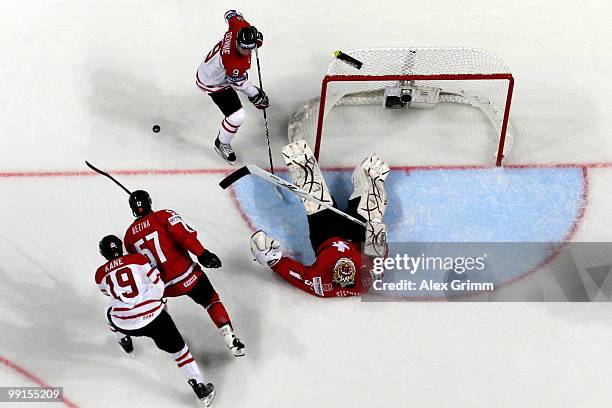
left=85, top=161, right=132, bottom=195
left=219, top=165, right=366, bottom=227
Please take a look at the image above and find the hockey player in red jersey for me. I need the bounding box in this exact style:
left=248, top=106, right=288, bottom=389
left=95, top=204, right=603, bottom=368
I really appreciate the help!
left=249, top=140, right=389, bottom=298
left=123, top=191, right=246, bottom=356
left=95, top=235, right=215, bottom=406
left=196, top=9, right=268, bottom=164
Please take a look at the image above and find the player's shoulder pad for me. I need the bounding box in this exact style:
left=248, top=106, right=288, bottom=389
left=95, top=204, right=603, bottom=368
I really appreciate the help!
left=224, top=10, right=244, bottom=23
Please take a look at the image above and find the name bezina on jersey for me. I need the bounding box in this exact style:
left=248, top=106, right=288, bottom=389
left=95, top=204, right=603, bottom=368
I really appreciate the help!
left=132, top=219, right=151, bottom=235
left=222, top=31, right=233, bottom=55
left=105, top=257, right=124, bottom=272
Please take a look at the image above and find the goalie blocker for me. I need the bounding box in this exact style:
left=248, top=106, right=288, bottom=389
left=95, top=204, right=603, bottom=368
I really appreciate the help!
left=245, top=140, right=389, bottom=297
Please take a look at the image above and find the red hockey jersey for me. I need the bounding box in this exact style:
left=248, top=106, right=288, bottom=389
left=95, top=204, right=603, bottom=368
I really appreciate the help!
left=272, top=237, right=373, bottom=298
left=124, top=209, right=205, bottom=297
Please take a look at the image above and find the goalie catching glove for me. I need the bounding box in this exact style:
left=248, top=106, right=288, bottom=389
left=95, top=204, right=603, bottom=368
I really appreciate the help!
left=248, top=87, right=269, bottom=110
left=250, top=230, right=282, bottom=267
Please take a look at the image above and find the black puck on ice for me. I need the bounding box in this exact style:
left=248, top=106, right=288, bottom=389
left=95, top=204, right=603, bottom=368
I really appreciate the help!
left=152, top=125, right=160, bottom=133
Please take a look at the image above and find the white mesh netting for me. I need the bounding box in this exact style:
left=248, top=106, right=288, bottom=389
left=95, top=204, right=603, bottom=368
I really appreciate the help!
left=288, top=47, right=517, bottom=164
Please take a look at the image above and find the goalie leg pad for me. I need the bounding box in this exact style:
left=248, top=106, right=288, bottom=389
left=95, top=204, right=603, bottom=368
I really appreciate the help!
left=364, top=221, right=388, bottom=259
left=350, top=153, right=390, bottom=222
left=282, top=140, right=333, bottom=215
left=250, top=230, right=282, bottom=267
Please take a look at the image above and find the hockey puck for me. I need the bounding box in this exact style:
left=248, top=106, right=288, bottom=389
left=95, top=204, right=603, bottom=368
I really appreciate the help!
left=152, top=125, right=160, bottom=133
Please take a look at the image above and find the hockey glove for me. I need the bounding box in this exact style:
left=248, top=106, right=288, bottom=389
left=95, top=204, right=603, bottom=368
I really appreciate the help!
left=198, top=249, right=222, bottom=268
left=248, top=88, right=269, bottom=109
left=250, top=230, right=282, bottom=267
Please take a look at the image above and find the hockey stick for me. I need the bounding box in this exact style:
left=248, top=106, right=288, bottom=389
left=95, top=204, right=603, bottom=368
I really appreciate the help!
left=219, top=165, right=366, bottom=227
left=253, top=43, right=282, bottom=199
left=85, top=161, right=132, bottom=195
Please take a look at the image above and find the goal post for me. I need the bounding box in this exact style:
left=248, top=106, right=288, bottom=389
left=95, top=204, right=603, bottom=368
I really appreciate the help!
left=289, top=48, right=516, bottom=166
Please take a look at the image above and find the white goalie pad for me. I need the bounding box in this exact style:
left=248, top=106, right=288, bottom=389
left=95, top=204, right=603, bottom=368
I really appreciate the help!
left=364, top=221, right=388, bottom=259
left=282, top=140, right=333, bottom=215
left=350, top=153, right=390, bottom=223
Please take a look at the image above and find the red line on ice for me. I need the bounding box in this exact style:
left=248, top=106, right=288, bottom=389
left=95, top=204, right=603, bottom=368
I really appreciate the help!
left=1, top=161, right=612, bottom=178
left=0, top=355, right=80, bottom=408
left=0, top=168, right=230, bottom=178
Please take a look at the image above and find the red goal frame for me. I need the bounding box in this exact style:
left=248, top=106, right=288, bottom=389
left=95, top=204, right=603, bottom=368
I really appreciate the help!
left=314, top=73, right=515, bottom=166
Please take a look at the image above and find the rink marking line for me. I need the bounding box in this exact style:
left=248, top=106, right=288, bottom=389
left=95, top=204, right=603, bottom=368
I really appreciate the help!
left=0, top=355, right=80, bottom=408
left=0, top=168, right=230, bottom=178
left=1, top=161, right=612, bottom=178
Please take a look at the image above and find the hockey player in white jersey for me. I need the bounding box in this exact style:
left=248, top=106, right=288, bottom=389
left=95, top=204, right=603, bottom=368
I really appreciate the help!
left=196, top=10, right=268, bottom=164
left=95, top=235, right=215, bottom=406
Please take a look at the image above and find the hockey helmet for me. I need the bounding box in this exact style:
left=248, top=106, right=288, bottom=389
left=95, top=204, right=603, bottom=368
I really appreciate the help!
left=236, top=26, right=258, bottom=50
left=99, top=235, right=124, bottom=261
left=129, top=190, right=152, bottom=217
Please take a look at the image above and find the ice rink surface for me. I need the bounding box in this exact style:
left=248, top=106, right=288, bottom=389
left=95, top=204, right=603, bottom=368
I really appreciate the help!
left=2, top=1, right=612, bottom=407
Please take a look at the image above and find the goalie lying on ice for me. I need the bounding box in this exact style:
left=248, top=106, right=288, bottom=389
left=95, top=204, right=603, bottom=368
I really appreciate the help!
left=250, top=140, right=389, bottom=298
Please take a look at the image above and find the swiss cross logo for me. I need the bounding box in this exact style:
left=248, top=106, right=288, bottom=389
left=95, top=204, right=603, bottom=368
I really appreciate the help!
left=332, top=241, right=350, bottom=252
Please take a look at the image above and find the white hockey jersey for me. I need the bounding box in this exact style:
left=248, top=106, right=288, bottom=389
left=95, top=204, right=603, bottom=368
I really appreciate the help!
left=96, top=253, right=164, bottom=331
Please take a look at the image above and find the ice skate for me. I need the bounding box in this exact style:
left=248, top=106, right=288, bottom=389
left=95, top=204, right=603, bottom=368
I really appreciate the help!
left=188, top=379, right=215, bottom=406
left=214, top=135, right=236, bottom=164
left=118, top=336, right=135, bottom=358
left=229, top=337, right=246, bottom=357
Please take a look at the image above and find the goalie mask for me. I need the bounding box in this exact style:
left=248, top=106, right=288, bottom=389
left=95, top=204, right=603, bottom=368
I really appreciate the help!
left=332, top=258, right=357, bottom=288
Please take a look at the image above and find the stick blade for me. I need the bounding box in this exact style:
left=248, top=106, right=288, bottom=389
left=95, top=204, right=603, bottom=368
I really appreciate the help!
left=219, top=166, right=251, bottom=189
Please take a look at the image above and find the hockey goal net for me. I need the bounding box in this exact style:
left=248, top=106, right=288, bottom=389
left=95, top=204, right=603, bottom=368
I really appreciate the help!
left=288, top=47, right=515, bottom=166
